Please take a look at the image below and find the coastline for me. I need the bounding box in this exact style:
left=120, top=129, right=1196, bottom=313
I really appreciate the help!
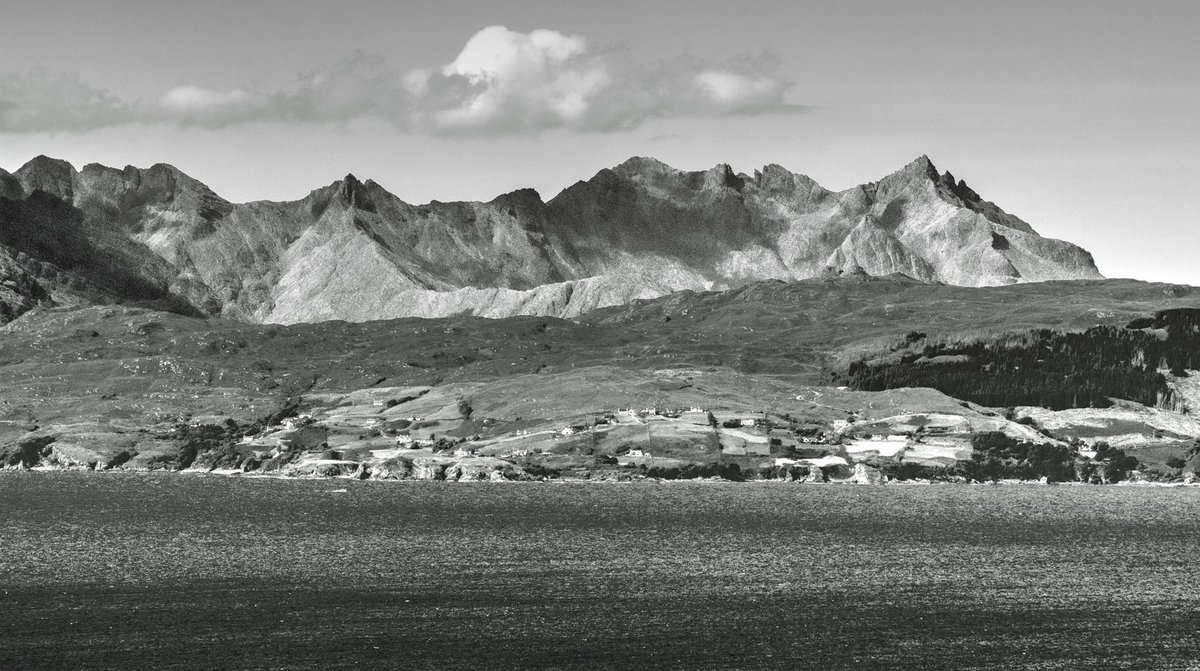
left=9, top=463, right=1199, bottom=487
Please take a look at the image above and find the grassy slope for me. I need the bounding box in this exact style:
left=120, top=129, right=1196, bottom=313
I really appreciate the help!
left=2, top=276, right=1198, bottom=474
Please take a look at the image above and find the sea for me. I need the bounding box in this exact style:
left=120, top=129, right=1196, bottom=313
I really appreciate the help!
left=1, top=472, right=1198, bottom=670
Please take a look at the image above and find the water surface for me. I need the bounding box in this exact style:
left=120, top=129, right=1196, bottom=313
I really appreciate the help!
left=1, top=473, right=1198, bottom=669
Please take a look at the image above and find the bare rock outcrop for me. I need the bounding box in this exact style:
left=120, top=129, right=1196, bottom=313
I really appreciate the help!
left=0, top=154, right=1102, bottom=325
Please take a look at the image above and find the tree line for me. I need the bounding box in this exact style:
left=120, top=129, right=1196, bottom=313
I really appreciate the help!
left=840, top=308, right=1200, bottom=410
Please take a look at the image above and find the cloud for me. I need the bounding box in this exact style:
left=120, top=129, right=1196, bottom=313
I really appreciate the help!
left=0, top=68, right=131, bottom=132
left=153, top=85, right=271, bottom=127
left=0, top=26, right=807, bottom=136
left=418, top=27, right=807, bottom=135
left=426, top=26, right=603, bottom=133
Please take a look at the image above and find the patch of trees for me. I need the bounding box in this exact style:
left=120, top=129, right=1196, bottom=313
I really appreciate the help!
left=965, top=432, right=1077, bottom=482
left=879, top=462, right=961, bottom=482
left=1086, top=441, right=1140, bottom=483
left=523, top=463, right=560, bottom=479
left=166, top=421, right=239, bottom=469
left=430, top=436, right=465, bottom=453
left=841, top=308, right=1200, bottom=410
left=875, top=432, right=1142, bottom=484
left=0, top=434, right=56, bottom=468
left=958, top=432, right=1139, bottom=483
left=644, top=462, right=743, bottom=481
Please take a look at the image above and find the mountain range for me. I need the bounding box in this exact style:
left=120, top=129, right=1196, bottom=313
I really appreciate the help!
left=0, top=154, right=1101, bottom=324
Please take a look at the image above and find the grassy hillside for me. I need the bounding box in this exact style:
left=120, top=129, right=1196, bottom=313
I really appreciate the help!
left=2, top=276, right=1199, bottom=478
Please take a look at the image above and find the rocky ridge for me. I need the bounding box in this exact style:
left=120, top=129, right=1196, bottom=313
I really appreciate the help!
left=0, top=155, right=1101, bottom=324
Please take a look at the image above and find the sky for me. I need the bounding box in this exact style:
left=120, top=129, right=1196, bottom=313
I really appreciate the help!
left=1, top=0, right=1198, bottom=284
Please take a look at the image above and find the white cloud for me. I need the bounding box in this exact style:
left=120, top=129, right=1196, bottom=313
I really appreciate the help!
left=427, top=26, right=611, bottom=133
left=0, top=26, right=807, bottom=136
left=418, top=26, right=805, bottom=135
left=694, top=71, right=788, bottom=112
left=442, top=26, right=588, bottom=81
left=154, top=85, right=271, bottom=127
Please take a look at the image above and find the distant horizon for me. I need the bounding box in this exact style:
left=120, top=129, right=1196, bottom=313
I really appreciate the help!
left=2, top=0, right=1198, bottom=284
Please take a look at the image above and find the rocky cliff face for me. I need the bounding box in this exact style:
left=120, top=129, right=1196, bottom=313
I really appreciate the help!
left=0, top=154, right=1102, bottom=324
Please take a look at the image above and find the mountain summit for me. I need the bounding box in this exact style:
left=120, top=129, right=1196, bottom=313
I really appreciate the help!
left=0, top=155, right=1101, bottom=324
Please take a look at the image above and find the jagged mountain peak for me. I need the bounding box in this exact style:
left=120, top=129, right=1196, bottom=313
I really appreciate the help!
left=702, top=163, right=744, bottom=191
left=904, top=154, right=939, bottom=177
left=489, top=187, right=544, bottom=210
left=750, top=163, right=822, bottom=194
left=612, top=155, right=680, bottom=177
left=335, top=172, right=362, bottom=198
left=312, top=173, right=377, bottom=214
left=875, top=154, right=943, bottom=190
left=0, top=152, right=1103, bottom=325
left=14, top=155, right=77, bottom=201
left=17, top=154, right=76, bottom=176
